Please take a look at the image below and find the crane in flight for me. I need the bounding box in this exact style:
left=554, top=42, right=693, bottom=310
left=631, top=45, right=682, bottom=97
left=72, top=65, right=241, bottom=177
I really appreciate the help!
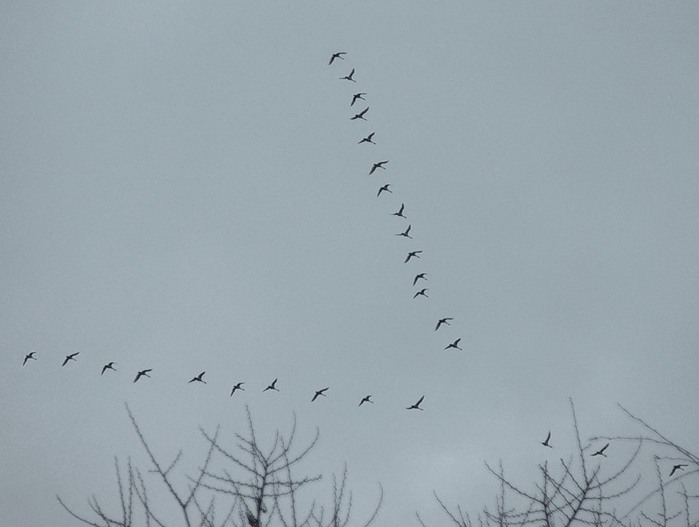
left=311, top=387, right=329, bottom=402
left=407, top=395, right=425, bottom=411
left=340, top=68, right=356, bottom=82
left=188, top=371, right=206, bottom=384
left=328, top=52, right=347, bottom=65
left=22, top=352, right=37, bottom=366
left=62, top=352, right=79, bottom=367
left=134, top=369, right=152, bottom=383
left=264, top=378, right=279, bottom=392
left=435, top=317, right=453, bottom=331
left=230, top=382, right=245, bottom=396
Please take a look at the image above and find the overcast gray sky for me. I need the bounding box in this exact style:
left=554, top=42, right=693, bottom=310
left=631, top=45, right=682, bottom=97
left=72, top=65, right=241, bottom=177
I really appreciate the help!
left=2, top=2, right=698, bottom=526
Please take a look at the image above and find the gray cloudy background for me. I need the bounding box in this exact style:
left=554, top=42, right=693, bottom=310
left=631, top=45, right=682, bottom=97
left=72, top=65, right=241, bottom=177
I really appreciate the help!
left=1, top=2, right=698, bottom=526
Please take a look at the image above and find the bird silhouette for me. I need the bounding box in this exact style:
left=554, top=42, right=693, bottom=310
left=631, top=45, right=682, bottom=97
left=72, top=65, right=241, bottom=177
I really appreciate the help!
left=377, top=184, right=392, bottom=197
left=340, top=68, right=356, bottom=82
left=358, top=132, right=376, bottom=145
left=541, top=431, right=552, bottom=448
left=264, top=378, right=279, bottom=392
left=351, top=92, right=366, bottom=106
left=444, top=338, right=462, bottom=351
left=134, top=369, right=152, bottom=383
left=188, top=371, right=206, bottom=384
left=404, top=250, right=422, bottom=263
left=392, top=203, right=407, bottom=218
left=369, top=160, right=388, bottom=175
left=359, top=395, right=373, bottom=406
left=435, top=317, right=453, bottom=331
left=101, top=362, right=117, bottom=375
left=669, top=464, right=688, bottom=476
left=22, top=352, right=37, bottom=366
left=396, top=225, right=412, bottom=239
left=328, top=52, right=347, bottom=65
left=62, top=352, right=79, bottom=367
left=351, top=107, right=369, bottom=121
left=591, top=443, right=609, bottom=457
left=311, top=387, right=329, bottom=402
left=413, top=288, right=429, bottom=299
left=230, top=382, right=245, bottom=396
left=413, top=273, right=428, bottom=286
left=407, top=395, right=425, bottom=411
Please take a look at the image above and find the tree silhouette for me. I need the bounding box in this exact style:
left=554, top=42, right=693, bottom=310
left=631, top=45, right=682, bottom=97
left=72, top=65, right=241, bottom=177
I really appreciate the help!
left=58, top=404, right=382, bottom=527
left=417, top=399, right=698, bottom=527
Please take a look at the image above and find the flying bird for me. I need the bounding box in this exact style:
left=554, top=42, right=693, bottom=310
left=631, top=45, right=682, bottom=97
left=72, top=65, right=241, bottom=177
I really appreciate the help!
left=230, top=382, right=245, bottom=396
left=669, top=464, right=688, bottom=477
left=358, top=132, right=376, bottom=145
left=435, top=317, right=453, bottom=331
left=351, top=92, right=366, bottom=106
left=311, top=387, right=329, bottom=402
left=264, top=378, right=279, bottom=392
left=396, top=224, right=412, bottom=239
left=340, top=68, right=356, bottom=82
left=591, top=443, right=609, bottom=457
left=407, top=395, right=425, bottom=411
left=412, top=273, right=428, bottom=286
left=413, top=288, right=429, bottom=299
left=22, top=352, right=37, bottom=366
left=377, top=184, right=392, bottom=197
left=101, top=362, right=117, bottom=375
left=369, top=160, right=389, bottom=175
left=359, top=395, right=373, bottom=406
left=404, top=250, right=422, bottom=263
left=62, top=352, right=79, bottom=367
left=134, top=369, right=152, bottom=383
left=351, top=107, right=369, bottom=121
left=444, top=338, right=462, bottom=351
left=541, top=431, right=553, bottom=448
left=328, top=52, right=347, bottom=65
left=188, top=371, right=206, bottom=384
left=392, top=203, right=407, bottom=218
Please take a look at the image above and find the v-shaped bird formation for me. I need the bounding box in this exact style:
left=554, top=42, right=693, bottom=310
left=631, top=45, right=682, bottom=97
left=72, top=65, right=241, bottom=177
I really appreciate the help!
left=14, top=51, right=475, bottom=417
left=11, top=52, right=699, bottom=476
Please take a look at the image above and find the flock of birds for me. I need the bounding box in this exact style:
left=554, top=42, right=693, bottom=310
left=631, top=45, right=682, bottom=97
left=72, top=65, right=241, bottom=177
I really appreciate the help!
left=13, top=52, right=697, bottom=476
left=17, top=51, right=451, bottom=414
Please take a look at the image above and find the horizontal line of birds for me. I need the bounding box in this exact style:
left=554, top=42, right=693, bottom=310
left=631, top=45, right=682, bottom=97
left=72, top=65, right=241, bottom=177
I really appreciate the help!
left=19, top=351, right=426, bottom=410
left=330, top=51, right=463, bottom=351
left=17, top=347, right=698, bottom=471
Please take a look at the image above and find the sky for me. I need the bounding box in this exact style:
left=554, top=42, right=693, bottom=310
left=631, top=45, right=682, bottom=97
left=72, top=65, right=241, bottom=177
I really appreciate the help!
left=1, top=2, right=699, bottom=526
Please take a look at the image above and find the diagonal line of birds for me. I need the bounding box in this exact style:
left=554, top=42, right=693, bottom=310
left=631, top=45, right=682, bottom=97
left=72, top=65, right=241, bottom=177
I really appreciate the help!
left=335, top=52, right=462, bottom=343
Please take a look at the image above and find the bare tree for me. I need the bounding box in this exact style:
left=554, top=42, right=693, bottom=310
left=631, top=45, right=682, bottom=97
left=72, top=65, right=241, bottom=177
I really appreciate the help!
left=417, top=399, right=698, bottom=527
left=58, top=404, right=382, bottom=527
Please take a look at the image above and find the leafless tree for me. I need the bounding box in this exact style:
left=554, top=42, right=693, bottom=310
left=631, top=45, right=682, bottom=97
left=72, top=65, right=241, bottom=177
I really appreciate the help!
left=58, top=404, right=382, bottom=527
left=417, top=399, right=698, bottom=527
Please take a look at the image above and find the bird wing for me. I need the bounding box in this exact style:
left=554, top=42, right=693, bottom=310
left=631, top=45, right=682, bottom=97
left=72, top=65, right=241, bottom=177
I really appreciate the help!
left=416, top=395, right=425, bottom=405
